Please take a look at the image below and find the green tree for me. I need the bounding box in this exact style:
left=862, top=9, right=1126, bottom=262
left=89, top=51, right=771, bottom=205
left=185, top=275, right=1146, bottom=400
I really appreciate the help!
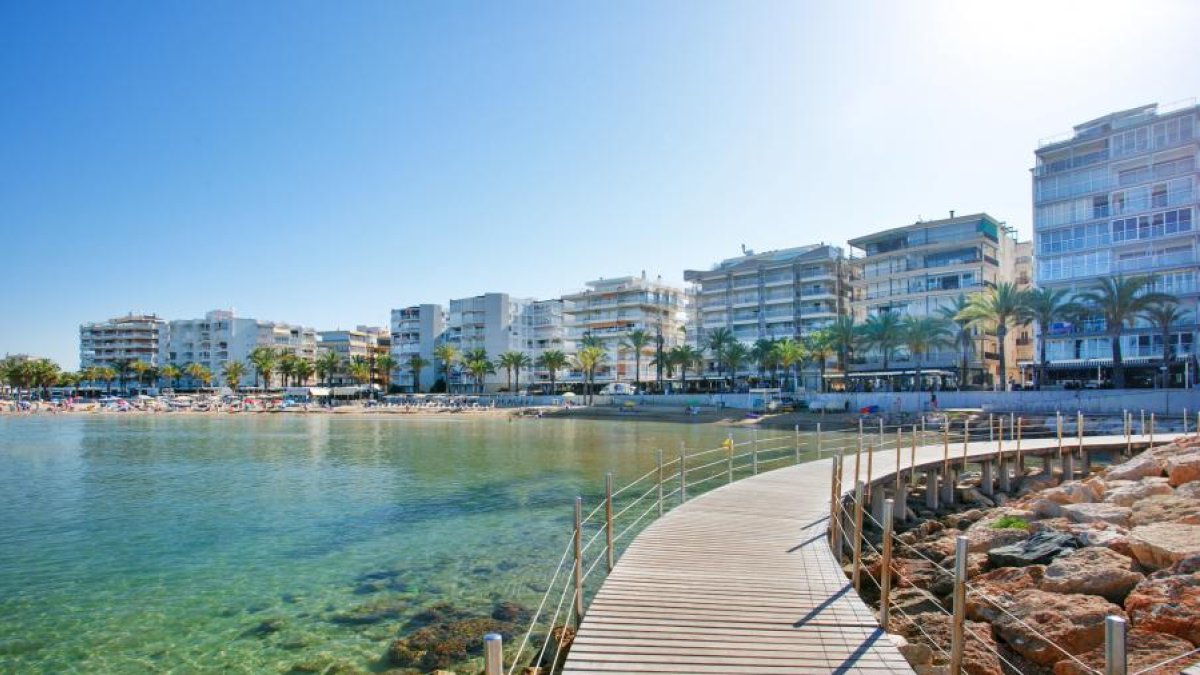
left=574, top=345, right=606, bottom=404
left=667, top=345, right=702, bottom=392
left=184, top=362, right=211, bottom=392
left=703, top=327, right=735, bottom=391
left=28, top=359, right=61, bottom=400
left=1073, top=275, right=1171, bottom=389
left=112, top=358, right=134, bottom=393
left=159, top=364, right=181, bottom=391
left=535, top=349, right=568, bottom=395
left=496, top=351, right=532, bottom=392
left=277, top=352, right=298, bottom=388
left=771, top=338, right=807, bottom=394
left=619, top=329, right=652, bottom=388
left=827, top=316, right=858, bottom=390
left=1022, top=288, right=1078, bottom=390
left=937, top=294, right=976, bottom=389
left=961, top=282, right=1030, bottom=391
left=462, top=348, right=493, bottom=394
left=293, top=359, right=314, bottom=387
left=130, top=360, right=152, bottom=390
left=347, top=356, right=372, bottom=397
left=375, top=354, right=397, bottom=394
left=859, top=311, right=904, bottom=372
left=406, top=354, right=430, bottom=393
left=805, top=330, right=836, bottom=392
left=750, top=338, right=778, bottom=383
left=248, top=346, right=277, bottom=390
left=1141, top=301, right=1190, bottom=389
left=96, top=366, right=117, bottom=394
left=315, top=350, right=340, bottom=386
left=433, top=344, right=459, bottom=393
left=901, top=315, right=953, bottom=392
left=222, top=360, right=245, bottom=393
left=721, top=341, right=750, bottom=391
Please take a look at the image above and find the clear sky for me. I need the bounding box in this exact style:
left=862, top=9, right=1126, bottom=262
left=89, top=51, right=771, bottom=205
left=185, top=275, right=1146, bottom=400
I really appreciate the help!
left=2, top=0, right=1198, bottom=367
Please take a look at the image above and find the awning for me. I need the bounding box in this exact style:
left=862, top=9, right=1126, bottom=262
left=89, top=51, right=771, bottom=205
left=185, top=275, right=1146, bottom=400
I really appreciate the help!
left=834, top=369, right=956, bottom=378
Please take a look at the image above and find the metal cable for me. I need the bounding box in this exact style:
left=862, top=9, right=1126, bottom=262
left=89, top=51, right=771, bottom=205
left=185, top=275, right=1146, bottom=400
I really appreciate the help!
left=609, top=465, right=661, bottom=499
left=580, top=548, right=605, bottom=582
left=505, top=535, right=576, bottom=675
left=612, top=482, right=658, bottom=522
left=531, top=555, right=581, bottom=673
left=686, top=456, right=731, bottom=475
left=963, top=622, right=1029, bottom=675
left=614, top=499, right=658, bottom=543
left=687, top=472, right=726, bottom=489
left=546, top=600, right=576, bottom=675
left=964, top=586, right=1098, bottom=673
left=1131, top=645, right=1200, bottom=674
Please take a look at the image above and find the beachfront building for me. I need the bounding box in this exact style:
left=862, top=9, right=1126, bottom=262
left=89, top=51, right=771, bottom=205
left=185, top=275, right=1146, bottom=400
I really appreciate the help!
left=1033, top=101, right=1199, bottom=387
left=165, top=310, right=318, bottom=388
left=79, top=313, right=168, bottom=370
left=317, top=326, right=390, bottom=388
left=520, top=299, right=570, bottom=390
left=561, top=273, right=686, bottom=389
left=445, top=293, right=533, bottom=391
left=684, top=244, right=852, bottom=389
left=1013, top=240, right=1037, bottom=385
left=389, top=304, right=445, bottom=392
left=848, top=212, right=1018, bottom=390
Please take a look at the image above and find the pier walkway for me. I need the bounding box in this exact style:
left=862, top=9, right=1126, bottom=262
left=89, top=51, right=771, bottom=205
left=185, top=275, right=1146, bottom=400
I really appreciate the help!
left=563, top=432, right=1181, bottom=674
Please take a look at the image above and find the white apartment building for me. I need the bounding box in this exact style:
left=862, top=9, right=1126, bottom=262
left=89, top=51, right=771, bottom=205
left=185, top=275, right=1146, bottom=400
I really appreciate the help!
left=1033, top=100, right=1199, bottom=387
left=390, top=304, right=445, bottom=392
left=165, top=310, right=318, bottom=387
left=521, top=299, right=570, bottom=388
left=684, top=244, right=852, bottom=388
left=445, top=293, right=532, bottom=391
left=562, top=274, right=686, bottom=388
left=79, top=313, right=168, bottom=370
left=848, top=212, right=1017, bottom=390
left=317, top=326, right=390, bottom=387
left=1013, top=240, right=1036, bottom=382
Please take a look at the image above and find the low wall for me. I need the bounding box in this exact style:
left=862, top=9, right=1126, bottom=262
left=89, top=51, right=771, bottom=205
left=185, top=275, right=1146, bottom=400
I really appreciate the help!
left=804, top=389, right=1200, bottom=415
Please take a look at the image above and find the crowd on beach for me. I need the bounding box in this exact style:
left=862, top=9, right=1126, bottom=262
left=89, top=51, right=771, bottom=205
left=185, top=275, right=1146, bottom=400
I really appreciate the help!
left=0, top=393, right=553, bottom=416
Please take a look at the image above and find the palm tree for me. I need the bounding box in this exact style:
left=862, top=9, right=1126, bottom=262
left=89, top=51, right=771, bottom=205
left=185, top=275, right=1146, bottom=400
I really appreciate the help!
left=248, top=346, right=277, bottom=391
left=619, top=329, right=652, bottom=388
left=497, top=351, right=524, bottom=392
left=348, top=356, right=372, bottom=398
left=461, top=348, right=493, bottom=393
left=937, top=294, right=976, bottom=389
left=536, top=350, right=568, bottom=395
left=183, top=362, right=209, bottom=393
left=721, top=342, right=750, bottom=391
left=961, top=282, right=1030, bottom=391
left=293, top=360, right=314, bottom=387
left=406, top=354, right=430, bottom=393
left=901, top=316, right=953, bottom=392
left=1023, top=288, right=1078, bottom=390
left=750, top=338, right=777, bottom=384
left=29, top=359, right=61, bottom=400
left=57, top=371, right=80, bottom=396
left=112, top=358, right=134, bottom=393
left=574, top=345, right=606, bottom=404
left=1074, top=275, right=1172, bottom=389
left=667, top=345, right=702, bottom=392
left=96, top=366, right=117, bottom=394
left=2, top=358, right=32, bottom=400
left=130, top=360, right=151, bottom=391
left=828, top=316, right=858, bottom=390
left=860, top=311, right=904, bottom=373
left=433, top=344, right=458, bottom=393
left=159, top=364, right=181, bottom=391
left=805, top=329, right=835, bottom=392
left=1141, top=301, right=1190, bottom=389
left=315, top=350, right=340, bottom=386
left=703, top=327, right=735, bottom=391
left=374, top=354, right=397, bottom=394
left=277, top=352, right=298, bottom=388
left=222, top=360, right=245, bottom=393
left=578, top=332, right=603, bottom=350
left=772, top=338, right=807, bottom=394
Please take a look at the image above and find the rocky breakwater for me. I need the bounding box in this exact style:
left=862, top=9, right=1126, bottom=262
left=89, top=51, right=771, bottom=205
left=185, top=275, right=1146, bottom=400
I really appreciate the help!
left=861, top=436, right=1200, bottom=675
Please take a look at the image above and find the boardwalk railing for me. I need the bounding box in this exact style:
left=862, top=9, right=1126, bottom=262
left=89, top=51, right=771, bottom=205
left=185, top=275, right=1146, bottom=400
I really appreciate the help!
left=485, top=408, right=1195, bottom=675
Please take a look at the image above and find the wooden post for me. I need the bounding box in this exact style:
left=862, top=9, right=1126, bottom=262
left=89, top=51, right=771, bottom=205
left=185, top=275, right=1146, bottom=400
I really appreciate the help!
left=829, top=449, right=841, bottom=544
left=865, top=442, right=874, bottom=508
left=894, top=427, right=903, bottom=501
left=926, top=470, right=939, bottom=510
left=879, top=498, right=895, bottom=631
left=851, top=480, right=865, bottom=591
left=831, top=452, right=844, bottom=558
left=727, top=434, right=735, bottom=484
left=483, top=633, right=503, bottom=675
left=949, top=536, right=968, bottom=674
left=605, top=472, right=614, bottom=572
left=1016, top=417, right=1024, bottom=474
left=573, top=497, right=584, bottom=625
left=941, top=420, right=953, bottom=505
left=909, top=424, right=918, bottom=487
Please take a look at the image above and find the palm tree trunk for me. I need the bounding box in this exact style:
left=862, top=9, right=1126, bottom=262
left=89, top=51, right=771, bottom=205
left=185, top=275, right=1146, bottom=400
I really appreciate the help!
left=997, top=325, right=1008, bottom=391
left=634, top=355, right=640, bottom=390
left=1111, top=330, right=1124, bottom=389
left=1038, top=328, right=1048, bottom=391
left=1163, top=328, right=1171, bottom=389
left=915, top=359, right=923, bottom=392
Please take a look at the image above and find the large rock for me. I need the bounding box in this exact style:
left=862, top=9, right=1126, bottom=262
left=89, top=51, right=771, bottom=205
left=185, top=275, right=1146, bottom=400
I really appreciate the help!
left=964, top=517, right=1030, bottom=554
left=1061, top=502, right=1133, bottom=527
left=1168, top=451, right=1200, bottom=487
left=1128, top=523, right=1200, bottom=570
left=1125, top=558, right=1200, bottom=645
left=1131, top=495, right=1200, bottom=526
left=1028, top=498, right=1064, bottom=519
left=1106, top=451, right=1168, bottom=481
left=1040, top=547, right=1145, bottom=603
left=1176, top=480, right=1200, bottom=499
left=898, top=613, right=1002, bottom=675
left=1052, top=629, right=1200, bottom=674
left=993, top=590, right=1125, bottom=666
left=987, top=530, right=1079, bottom=568
left=889, top=586, right=945, bottom=617
left=965, top=565, right=1045, bottom=622
left=1104, top=477, right=1174, bottom=507
left=1042, top=482, right=1100, bottom=505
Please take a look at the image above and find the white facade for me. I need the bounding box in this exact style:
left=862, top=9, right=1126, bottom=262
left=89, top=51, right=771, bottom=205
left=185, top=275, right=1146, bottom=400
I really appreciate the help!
left=79, top=313, right=167, bottom=369
left=562, top=274, right=686, bottom=386
left=317, top=326, right=389, bottom=387
left=389, top=304, right=445, bottom=392
left=445, top=293, right=532, bottom=390
left=1033, top=101, right=1199, bottom=384
left=166, top=310, right=317, bottom=387
left=521, top=299, right=570, bottom=387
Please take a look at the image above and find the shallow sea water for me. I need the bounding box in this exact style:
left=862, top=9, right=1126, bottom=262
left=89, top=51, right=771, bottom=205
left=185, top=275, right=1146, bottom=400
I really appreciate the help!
left=0, top=414, right=763, bottom=673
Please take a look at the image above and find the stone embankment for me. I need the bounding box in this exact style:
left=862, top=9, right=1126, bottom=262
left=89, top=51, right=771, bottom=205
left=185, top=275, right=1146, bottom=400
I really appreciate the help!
left=861, top=437, right=1200, bottom=674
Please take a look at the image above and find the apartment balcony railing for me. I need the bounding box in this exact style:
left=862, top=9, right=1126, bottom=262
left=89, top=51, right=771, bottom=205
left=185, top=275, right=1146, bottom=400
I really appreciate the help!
left=1115, top=250, right=1195, bottom=273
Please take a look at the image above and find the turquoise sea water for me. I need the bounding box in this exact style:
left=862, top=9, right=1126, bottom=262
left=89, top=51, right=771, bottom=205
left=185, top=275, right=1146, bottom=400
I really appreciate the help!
left=0, top=415, right=750, bottom=674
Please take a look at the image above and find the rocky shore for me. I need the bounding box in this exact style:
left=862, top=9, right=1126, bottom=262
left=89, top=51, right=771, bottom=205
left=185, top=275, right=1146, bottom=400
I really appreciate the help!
left=858, top=437, right=1200, bottom=674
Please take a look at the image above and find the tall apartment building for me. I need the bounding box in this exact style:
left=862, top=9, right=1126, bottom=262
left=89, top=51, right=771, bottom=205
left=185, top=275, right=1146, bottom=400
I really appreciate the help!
left=1012, top=240, right=1036, bottom=383
left=317, top=326, right=391, bottom=387
left=79, top=313, right=168, bottom=370
left=389, top=304, right=445, bottom=392
left=445, top=293, right=532, bottom=391
left=521, top=299, right=570, bottom=388
left=848, top=212, right=1017, bottom=389
left=165, top=310, right=318, bottom=387
left=684, top=244, right=852, bottom=387
left=562, top=274, right=686, bottom=387
left=1033, top=101, right=1199, bottom=386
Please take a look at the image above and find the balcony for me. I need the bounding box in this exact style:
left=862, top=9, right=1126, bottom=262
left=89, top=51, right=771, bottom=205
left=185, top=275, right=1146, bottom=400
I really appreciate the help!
left=1115, top=250, right=1195, bottom=273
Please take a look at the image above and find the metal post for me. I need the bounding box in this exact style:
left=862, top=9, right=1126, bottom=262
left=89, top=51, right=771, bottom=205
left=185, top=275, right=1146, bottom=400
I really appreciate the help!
left=605, top=472, right=614, bottom=573
left=679, top=444, right=686, bottom=503
left=879, top=499, right=895, bottom=631
left=879, top=417, right=885, bottom=455
left=895, top=427, right=903, bottom=499
left=1140, top=409, right=1145, bottom=436
left=1016, top=417, right=1024, bottom=474
left=961, top=419, right=970, bottom=470
left=989, top=413, right=994, bottom=443
left=573, top=497, right=584, bottom=625
left=483, top=633, right=503, bottom=675
left=926, top=470, right=939, bottom=510
left=1105, top=615, right=1127, bottom=675
left=1186, top=408, right=1189, bottom=435
left=656, top=449, right=663, bottom=517
left=909, top=424, right=917, bottom=487
left=980, top=460, right=994, bottom=497
left=1149, top=412, right=1155, bottom=447
left=949, top=536, right=968, bottom=675
left=851, top=480, right=865, bottom=591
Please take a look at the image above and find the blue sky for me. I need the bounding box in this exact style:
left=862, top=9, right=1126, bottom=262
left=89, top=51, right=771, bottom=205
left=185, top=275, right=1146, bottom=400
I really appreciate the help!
left=2, top=0, right=1198, bottom=367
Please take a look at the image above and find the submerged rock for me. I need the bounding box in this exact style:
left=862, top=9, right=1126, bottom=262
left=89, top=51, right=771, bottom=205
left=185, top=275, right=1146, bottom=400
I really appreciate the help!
left=329, top=597, right=410, bottom=625
left=386, top=616, right=514, bottom=672
left=241, top=617, right=286, bottom=638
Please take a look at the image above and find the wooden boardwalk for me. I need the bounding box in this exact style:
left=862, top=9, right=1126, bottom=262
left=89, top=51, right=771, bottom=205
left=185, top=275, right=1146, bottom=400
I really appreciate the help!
left=564, top=431, right=1181, bottom=675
